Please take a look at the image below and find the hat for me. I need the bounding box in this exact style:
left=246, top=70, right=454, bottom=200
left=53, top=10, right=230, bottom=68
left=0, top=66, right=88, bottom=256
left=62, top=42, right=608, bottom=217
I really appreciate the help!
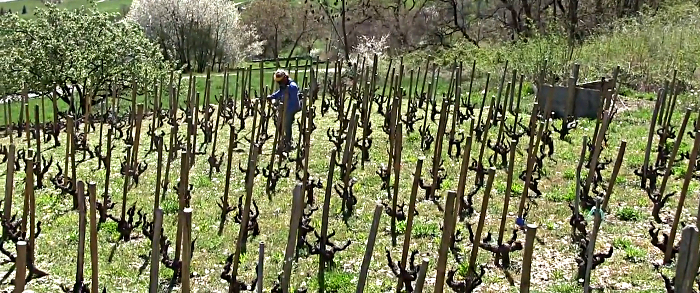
left=274, top=69, right=288, bottom=82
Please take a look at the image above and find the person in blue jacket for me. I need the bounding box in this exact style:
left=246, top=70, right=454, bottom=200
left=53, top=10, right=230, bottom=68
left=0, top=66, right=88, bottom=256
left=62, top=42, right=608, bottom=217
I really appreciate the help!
left=267, top=69, right=301, bottom=153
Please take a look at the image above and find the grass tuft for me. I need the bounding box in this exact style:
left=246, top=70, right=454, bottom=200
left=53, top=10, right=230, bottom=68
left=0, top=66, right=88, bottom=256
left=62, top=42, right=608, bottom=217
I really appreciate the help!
left=616, top=207, right=641, bottom=222
left=624, top=246, right=647, bottom=263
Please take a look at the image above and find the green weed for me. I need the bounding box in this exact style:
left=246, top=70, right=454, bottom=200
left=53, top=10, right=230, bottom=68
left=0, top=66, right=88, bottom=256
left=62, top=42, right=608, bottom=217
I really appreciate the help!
left=616, top=207, right=641, bottom=222
left=624, top=246, right=647, bottom=263
left=613, top=237, right=632, bottom=249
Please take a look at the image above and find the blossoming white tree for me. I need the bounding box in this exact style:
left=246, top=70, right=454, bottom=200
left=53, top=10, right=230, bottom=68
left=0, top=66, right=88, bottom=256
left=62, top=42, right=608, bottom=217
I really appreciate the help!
left=352, top=34, right=390, bottom=67
left=128, top=0, right=264, bottom=72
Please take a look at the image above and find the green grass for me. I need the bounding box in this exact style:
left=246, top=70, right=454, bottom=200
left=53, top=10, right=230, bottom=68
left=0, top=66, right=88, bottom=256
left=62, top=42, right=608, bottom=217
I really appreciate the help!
left=0, top=0, right=132, bottom=17
left=624, top=246, right=647, bottom=263
left=613, top=237, right=632, bottom=250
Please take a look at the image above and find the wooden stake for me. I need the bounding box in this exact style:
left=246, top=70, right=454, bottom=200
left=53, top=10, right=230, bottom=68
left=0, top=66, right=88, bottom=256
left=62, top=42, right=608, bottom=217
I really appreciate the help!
left=675, top=225, right=699, bottom=292
left=413, top=258, right=429, bottom=293
left=566, top=64, right=580, bottom=117
left=33, top=106, right=41, bottom=186
left=518, top=121, right=546, bottom=217
left=356, top=203, right=383, bottom=293
left=434, top=190, right=457, bottom=293
left=396, top=158, right=424, bottom=292
left=455, top=129, right=473, bottom=220
left=131, top=104, right=145, bottom=171
left=14, top=241, right=27, bottom=293
left=182, top=208, right=193, bottom=292
left=602, top=141, right=626, bottom=212
left=642, top=91, right=664, bottom=188
left=391, top=123, right=403, bottom=245
left=163, top=125, right=177, bottom=198
left=690, top=167, right=700, bottom=275
left=7, top=98, right=13, bottom=144
left=175, top=150, right=188, bottom=263
left=520, top=224, right=539, bottom=293
left=319, top=149, right=337, bottom=293
left=498, top=140, right=518, bottom=244
left=149, top=208, right=163, bottom=293
left=282, top=183, right=304, bottom=293
left=494, top=60, right=509, bottom=119
left=657, top=108, right=693, bottom=197
left=154, top=137, right=164, bottom=211
left=583, top=199, right=603, bottom=293
left=76, top=182, right=87, bottom=288
left=104, top=128, right=114, bottom=200
left=583, top=111, right=611, bottom=196
left=664, top=130, right=700, bottom=264
left=257, top=242, right=265, bottom=293
left=3, top=144, right=15, bottom=227
left=229, top=146, right=259, bottom=292
left=470, top=168, right=496, bottom=269
left=88, top=182, right=99, bottom=293
left=21, top=149, right=34, bottom=240
left=65, top=116, right=73, bottom=181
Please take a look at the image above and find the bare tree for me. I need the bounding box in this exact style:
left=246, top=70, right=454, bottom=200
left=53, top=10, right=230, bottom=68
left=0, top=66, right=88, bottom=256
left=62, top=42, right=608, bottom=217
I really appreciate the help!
left=309, top=0, right=374, bottom=61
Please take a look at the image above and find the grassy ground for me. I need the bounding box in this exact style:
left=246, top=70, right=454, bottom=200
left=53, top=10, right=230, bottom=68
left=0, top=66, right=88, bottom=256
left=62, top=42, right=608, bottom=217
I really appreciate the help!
left=0, top=62, right=452, bottom=128
left=0, top=0, right=131, bottom=17
left=0, top=68, right=698, bottom=292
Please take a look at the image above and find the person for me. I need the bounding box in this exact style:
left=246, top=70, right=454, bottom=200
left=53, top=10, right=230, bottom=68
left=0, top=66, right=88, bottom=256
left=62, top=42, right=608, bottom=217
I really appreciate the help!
left=267, top=69, right=301, bottom=153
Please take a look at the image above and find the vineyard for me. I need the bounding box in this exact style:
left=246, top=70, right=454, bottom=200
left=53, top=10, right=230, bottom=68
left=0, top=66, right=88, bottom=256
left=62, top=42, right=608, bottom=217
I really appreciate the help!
left=0, top=56, right=699, bottom=293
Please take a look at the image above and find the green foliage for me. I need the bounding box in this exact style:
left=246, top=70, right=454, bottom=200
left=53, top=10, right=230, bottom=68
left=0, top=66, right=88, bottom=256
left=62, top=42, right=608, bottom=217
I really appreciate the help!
left=563, top=169, right=576, bottom=180
left=396, top=220, right=440, bottom=238
left=192, top=174, right=212, bottom=188
left=101, top=221, right=117, bottom=233
left=457, top=262, right=471, bottom=278
left=616, top=207, right=641, bottom=222
left=0, top=4, right=170, bottom=114
left=161, top=198, right=179, bottom=214
left=510, top=182, right=524, bottom=195
left=545, top=220, right=556, bottom=230
left=546, top=184, right=576, bottom=202
left=624, top=246, right=647, bottom=263
left=412, top=222, right=440, bottom=238
left=308, top=270, right=355, bottom=293
left=613, top=237, right=633, bottom=249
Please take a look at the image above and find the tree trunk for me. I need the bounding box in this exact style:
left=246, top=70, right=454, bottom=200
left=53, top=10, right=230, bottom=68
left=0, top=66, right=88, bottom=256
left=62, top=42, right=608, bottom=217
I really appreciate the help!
left=273, top=27, right=281, bottom=68
left=341, top=0, right=350, bottom=61
left=568, top=0, right=578, bottom=47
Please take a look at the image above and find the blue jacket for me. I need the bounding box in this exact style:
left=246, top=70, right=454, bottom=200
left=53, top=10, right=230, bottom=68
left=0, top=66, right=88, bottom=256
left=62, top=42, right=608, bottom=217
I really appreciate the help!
left=269, top=80, right=301, bottom=113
